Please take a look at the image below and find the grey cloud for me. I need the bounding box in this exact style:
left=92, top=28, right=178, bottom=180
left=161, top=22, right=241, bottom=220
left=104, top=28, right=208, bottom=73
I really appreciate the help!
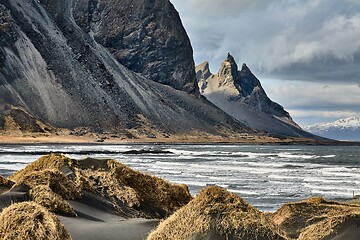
left=261, top=81, right=360, bottom=125
left=172, top=0, right=270, bottom=17
left=171, top=0, right=360, bottom=83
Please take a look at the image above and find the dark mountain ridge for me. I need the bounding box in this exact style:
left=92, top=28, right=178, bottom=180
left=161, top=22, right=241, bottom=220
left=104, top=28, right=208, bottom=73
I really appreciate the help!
left=0, top=0, right=251, bottom=136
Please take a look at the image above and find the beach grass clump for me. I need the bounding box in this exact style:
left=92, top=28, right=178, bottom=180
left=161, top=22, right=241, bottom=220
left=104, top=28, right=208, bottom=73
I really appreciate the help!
left=77, top=168, right=141, bottom=209
left=0, top=175, right=14, bottom=193
left=9, top=154, right=73, bottom=183
left=0, top=201, right=72, bottom=240
left=107, top=159, right=192, bottom=218
left=5, top=154, right=192, bottom=219
left=29, top=185, right=76, bottom=216
left=271, top=196, right=360, bottom=239
left=298, top=213, right=360, bottom=240
left=10, top=170, right=81, bottom=215
left=75, top=159, right=192, bottom=218
left=13, top=170, right=82, bottom=200
left=147, top=186, right=287, bottom=240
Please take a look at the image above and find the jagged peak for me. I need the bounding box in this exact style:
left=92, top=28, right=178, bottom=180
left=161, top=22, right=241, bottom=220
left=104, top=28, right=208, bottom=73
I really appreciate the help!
left=225, top=53, right=238, bottom=71
left=218, top=53, right=238, bottom=83
left=241, top=63, right=249, bottom=71
left=197, top=61, right=210, bottom=71
left=196, top=61, right=212, bottom=81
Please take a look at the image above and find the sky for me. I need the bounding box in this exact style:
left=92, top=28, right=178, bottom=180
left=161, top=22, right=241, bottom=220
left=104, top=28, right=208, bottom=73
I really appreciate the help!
left=171, top=0, right=360, bottom=127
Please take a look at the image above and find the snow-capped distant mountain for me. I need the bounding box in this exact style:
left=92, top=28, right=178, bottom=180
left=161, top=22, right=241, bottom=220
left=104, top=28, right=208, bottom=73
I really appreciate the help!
left=305, top=117, right=360, bottom=141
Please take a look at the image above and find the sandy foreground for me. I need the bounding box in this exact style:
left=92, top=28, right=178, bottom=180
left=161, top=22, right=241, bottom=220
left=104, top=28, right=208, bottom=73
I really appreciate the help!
left=58, top=194, right=159, bottom=240
left=1, top=153, right=360, bottom=239
left=0, top=188, right=158, bottom=240
left=0, top=181, right=159, bottom=240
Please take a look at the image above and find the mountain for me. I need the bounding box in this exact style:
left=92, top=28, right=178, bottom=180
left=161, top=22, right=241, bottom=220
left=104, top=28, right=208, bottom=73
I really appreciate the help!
left=0, top=0, right=250, bottom=137
left=305, top=117, right=360, bottom=141
left=196, top=54, right=319, bottom=138
left=73, top=0, right=198, bottom=94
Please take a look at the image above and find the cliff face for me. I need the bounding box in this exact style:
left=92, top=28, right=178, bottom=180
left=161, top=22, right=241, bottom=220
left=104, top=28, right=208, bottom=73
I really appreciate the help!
left=73, top=0, right=198, bottom=94
left=0, top=0, right=249, bottom=135
left=197, top=54, right=320, bottom=138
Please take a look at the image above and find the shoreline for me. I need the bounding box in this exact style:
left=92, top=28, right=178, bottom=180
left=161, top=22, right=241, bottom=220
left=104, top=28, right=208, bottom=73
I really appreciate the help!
left=0, top=135, right=359, bottom=146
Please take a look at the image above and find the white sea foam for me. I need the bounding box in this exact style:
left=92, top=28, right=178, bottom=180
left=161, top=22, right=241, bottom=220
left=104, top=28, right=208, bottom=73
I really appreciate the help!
left=1, top=144, right=360, bottom=212
left=303, top=183, right=358, bottom=191
left=268, top=175, right=303, bottom=180
left=277, top=153, right=317, bottom=159
left=0, top=163, right=26, bottom=171
left=228, top=189, right=259, bottom=195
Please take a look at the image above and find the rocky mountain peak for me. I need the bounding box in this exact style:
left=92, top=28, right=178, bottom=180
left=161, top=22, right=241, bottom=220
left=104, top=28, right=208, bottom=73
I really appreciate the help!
left=217, top=53, right=238, bottom=85
left=241, top=63, right=250, bottom=71
left=196, top=54, right=306, bottom=137
left=196, top=61, right=211, bottom=81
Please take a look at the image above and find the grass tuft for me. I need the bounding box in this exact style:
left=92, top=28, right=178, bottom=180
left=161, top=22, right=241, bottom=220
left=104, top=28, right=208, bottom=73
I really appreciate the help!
left=271, top=196, right=360, bottom=239
left=148, top=186, right=287, bottom=240
left=6, top=154, right=191, bottom=219
left=0, top=201, right=72, bottom=240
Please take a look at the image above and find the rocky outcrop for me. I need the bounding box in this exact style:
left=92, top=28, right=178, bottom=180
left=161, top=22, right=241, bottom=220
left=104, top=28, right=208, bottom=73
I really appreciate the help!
left=73, top=0, right=198, bottom=94
left=0, top=1, right=249, bottom=136
left=0, top=102, right=52, bottom=133
left=197, top=53, right=320, bottom=138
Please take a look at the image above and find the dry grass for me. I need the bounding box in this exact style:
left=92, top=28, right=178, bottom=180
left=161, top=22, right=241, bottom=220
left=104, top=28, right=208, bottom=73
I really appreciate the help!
left=271, top=197, right=360, bottom=239
left=76, top=168, right=141, bottom=209
left=10, top=169, right=82, bottom=216
left=6, top=154, right=191, bottom=219
left=0, top=201, right=72, bottom=240
left=12, top=170, right=82, bottom=200
left=72, top=159, right=192, bottom=218
left=9, top=154, right=72, bottom=182
left=147, top=186, right=287, bottom=240
left=29, top=185, right=76, bottom=216
left=107, top=159, right=192, bottom=218
left=0, top=175, right=14, bottom=194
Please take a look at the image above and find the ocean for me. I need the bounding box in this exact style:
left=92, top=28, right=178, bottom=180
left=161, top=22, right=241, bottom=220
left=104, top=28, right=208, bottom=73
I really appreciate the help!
left=1, top=144, right=359, bottom=212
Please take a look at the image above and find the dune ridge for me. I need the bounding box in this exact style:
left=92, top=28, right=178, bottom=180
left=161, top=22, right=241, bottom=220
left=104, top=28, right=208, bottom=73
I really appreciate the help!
left=7, top=154, right=192, bottom=219
left=1, top=155, right=360, bottom=240
left=272, top=197, right=360, bottom=240
left=148, top=186, right=287, bottom=240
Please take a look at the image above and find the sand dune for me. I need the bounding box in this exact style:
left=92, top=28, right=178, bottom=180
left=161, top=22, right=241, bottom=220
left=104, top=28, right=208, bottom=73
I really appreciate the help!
left=1, top=154, right=360, bottom=240
left=272, top=197, right=360, bottom=240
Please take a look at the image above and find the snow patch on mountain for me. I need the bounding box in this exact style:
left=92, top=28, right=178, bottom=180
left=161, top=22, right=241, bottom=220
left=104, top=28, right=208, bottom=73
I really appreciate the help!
left=305, top=117, right=360, bottom=141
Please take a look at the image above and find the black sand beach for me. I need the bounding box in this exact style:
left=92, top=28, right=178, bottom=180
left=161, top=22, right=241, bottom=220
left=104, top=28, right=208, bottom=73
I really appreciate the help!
left=1, top=154, right=360, bottom=240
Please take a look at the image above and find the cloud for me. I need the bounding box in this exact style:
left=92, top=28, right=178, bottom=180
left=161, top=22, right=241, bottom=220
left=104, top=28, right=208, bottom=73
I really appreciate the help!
left=171, top=0, right=360, bottom=83
left=173, top=0, right=270, bottom=17
left=261, top=80, right=360, bottom=126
